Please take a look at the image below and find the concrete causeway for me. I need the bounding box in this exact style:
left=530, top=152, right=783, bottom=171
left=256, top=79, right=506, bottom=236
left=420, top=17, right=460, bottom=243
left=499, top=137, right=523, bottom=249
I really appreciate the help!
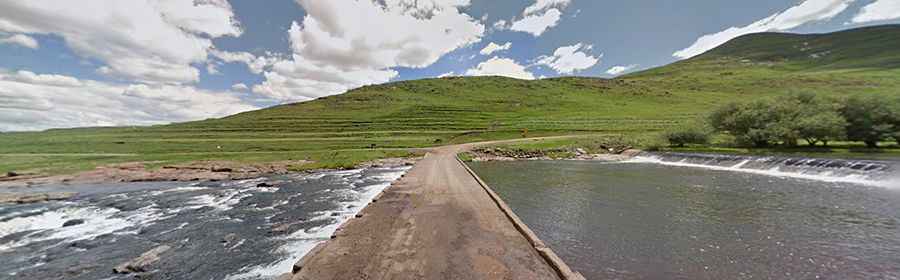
left=289, top=141, right=583, bottom=280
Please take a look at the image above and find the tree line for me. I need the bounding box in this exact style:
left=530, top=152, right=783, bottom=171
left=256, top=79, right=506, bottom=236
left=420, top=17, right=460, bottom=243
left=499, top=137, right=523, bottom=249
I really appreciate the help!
left=665, top=93, right=900, bottom=148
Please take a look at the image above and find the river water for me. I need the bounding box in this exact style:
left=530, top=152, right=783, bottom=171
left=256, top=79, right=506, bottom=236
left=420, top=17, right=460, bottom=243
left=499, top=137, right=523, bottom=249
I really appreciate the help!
left=469, top=155, right=900, bottom=280
left=0, top=166, right=409, bottom=280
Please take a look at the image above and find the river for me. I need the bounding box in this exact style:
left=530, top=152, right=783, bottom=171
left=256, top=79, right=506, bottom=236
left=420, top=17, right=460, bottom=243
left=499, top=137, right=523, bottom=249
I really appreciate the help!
left=469, top=154, right=900, bottom=279
left=0, top=166, right=409, bottom=280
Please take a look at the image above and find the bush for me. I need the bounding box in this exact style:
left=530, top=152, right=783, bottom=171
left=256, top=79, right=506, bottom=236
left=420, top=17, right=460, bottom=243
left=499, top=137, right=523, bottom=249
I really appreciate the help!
left=663, top=126, right=710, bottom=147
left=839, top=96, right=897, bottom=148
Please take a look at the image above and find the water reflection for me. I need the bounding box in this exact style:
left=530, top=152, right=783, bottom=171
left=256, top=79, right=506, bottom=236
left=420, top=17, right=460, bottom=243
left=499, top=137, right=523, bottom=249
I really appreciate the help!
left=470, top=160, right=900, bottom=280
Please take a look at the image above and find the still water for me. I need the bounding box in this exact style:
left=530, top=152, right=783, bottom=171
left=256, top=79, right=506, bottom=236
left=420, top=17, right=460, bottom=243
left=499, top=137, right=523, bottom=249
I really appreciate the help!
left=469, top=159, right=900, bottom=280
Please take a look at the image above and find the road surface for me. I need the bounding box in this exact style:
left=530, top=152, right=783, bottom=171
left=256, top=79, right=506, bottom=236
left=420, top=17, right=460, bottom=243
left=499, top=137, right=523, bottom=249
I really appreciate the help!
left=290, top=141, right=570, bottom=280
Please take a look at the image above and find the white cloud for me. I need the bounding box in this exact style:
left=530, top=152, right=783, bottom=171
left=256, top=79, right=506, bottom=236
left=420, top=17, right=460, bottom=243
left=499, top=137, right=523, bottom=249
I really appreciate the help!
left=674, top=0, right=854, bottom=59
left=210, top=50, right=280, bottom=75
left=606, top=64, right=638, bottom=75
left=535, top=43, right=601, bottom=74
left=0, top=34, right=38, bottom=49
left=508, top=0, right=571, bottom=36
left=492, top=19, right=509, bottom=31
left=206, top=63, right=221, bottom=75
left=231, top=83, right=249, bottom=91
left=0, top=0, right=242, bottom=84
left=510, top=8, right=563, bottom=36
left=248, top=0, right=484, bottom=101
left=522, top=0, right=571, bottom=15
left=480, top=42, right=512, bottom=55
left=851, top=0, right=900, bottom=23
left=465, top=57, right=535, bottom=80
left=437, top=71, right=456, bottom=78
left=0, top=70, right=258, bottom=131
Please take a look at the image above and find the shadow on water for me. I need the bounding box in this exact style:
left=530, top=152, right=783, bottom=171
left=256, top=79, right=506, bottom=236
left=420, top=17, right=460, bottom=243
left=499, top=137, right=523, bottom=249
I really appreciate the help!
left=470, top=159, right=900, bottom=280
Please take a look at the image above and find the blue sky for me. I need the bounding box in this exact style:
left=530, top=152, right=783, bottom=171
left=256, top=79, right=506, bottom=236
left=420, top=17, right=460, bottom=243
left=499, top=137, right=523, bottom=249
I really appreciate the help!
left=0, top=0, right=898, bottom=131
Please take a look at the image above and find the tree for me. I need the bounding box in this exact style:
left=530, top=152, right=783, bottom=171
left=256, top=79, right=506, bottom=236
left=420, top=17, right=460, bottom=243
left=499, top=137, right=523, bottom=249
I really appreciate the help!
left=709, top=100, right=781, bottom=147
left=839, top=96, right=895, bottom=148
left=794, top=111, right=847, bottom=146
left=709, top=93, right=847, bottom=148
left=774, top=93, right=846, bottom=147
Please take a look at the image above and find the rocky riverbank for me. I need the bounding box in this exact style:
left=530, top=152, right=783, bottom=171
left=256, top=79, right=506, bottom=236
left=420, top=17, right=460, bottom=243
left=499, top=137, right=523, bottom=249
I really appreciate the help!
left=0, top=157, right=419, bottom=204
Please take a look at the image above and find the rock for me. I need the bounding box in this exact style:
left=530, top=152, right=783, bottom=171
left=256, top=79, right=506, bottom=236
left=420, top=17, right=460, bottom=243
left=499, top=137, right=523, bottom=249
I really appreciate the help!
left=574, top=148, right=587, bottom=155
left=0, top=192, right=77, bottom=204
left=222, top=233, right=238, bottom=244
left=113, top=245, right=171, bottom=274
left=62, top=219, right=85, bottom=227
left=256, top=182, right=274, bottom=188
left=620, top=149, right=643, bottom=157
left=211, top=167, right=233, bottom=172
left=6, top=171, right=18, bottom=177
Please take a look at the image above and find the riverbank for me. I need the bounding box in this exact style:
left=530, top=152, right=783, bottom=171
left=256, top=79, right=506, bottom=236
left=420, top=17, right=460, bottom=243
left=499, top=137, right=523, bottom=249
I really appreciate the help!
left=0, top=157, right=419, bottom=205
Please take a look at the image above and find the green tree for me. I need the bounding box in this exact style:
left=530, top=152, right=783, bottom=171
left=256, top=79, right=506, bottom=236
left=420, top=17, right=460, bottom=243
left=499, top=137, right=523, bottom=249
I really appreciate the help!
left=709, top=100, right=782, bottom=147
left=839, top=96, right=895, bottom=148
left=774, top=93, right=846, bottom=147
left=710, top=93, right=847, bottom=148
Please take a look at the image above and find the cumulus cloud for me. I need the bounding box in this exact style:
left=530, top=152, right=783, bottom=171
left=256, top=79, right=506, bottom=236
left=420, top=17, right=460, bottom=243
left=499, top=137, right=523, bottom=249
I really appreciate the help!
left=510, top=9, right=563, bottom=36
left=606, top=64, right=638, bottom=75
left=0, top=0, right=242, bottom=84
left=465, top=57, right=535, bottom=80
left=522, top=0, right=571, bottom=15
left=673, top=0, right=854, bottom=59
left=0, top=70, right=258, bottom=131
left=0, top=34, right=38, bottom=49
left=509, top=0, right=571, bottom=36
left=535, top=43, right=601, bottom=74
left=210, top=50, right=280, bottom=75
left=247, top=0, right=484, bottom=101
left=480, top=42, right=512, bottom=55
left=851, top=0, right=900, bottom=23
left=231, top=83, right=249, bottom=91
left=437, top=71, right=456, bottom=78
left=492, top=20, right=509, bottom=31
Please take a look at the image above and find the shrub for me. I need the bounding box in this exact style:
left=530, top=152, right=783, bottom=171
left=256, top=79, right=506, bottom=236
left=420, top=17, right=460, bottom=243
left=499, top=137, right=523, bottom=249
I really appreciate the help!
left=663, top=126, right=710, bottom=147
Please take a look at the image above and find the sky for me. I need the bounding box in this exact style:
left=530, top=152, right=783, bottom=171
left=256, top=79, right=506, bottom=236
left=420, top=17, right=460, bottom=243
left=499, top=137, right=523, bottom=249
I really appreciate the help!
left=0, top=0, right=898, bottom=131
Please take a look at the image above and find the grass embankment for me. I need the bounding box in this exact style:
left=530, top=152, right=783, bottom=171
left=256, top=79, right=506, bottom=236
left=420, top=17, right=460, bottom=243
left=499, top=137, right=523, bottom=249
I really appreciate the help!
left=2, top=25, right=900, bottom=175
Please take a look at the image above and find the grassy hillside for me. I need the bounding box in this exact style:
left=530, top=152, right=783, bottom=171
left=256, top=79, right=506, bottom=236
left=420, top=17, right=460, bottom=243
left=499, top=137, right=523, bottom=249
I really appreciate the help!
left=2, top=25, right=899, bottom=175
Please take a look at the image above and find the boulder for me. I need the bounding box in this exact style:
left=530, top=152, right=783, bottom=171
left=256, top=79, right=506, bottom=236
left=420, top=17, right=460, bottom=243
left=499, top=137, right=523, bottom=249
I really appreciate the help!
left=62, top=219, right=85, bottom=227
left=113, top=245, right=171, bottom=274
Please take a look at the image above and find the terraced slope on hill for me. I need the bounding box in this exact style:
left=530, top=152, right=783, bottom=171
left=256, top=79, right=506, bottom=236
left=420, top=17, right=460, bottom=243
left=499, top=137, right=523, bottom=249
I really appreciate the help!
left=2, top=25, right=899, bottom=175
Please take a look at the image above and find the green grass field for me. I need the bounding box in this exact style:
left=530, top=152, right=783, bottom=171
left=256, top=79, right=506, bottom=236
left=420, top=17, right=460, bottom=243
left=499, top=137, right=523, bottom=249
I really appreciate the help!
left=2, top=25, right=900, bottom=175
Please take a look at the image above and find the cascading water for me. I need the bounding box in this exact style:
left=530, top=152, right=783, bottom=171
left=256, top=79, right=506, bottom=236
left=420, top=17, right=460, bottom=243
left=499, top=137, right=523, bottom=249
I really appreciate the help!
left=629, top=152, right=899, bottom=188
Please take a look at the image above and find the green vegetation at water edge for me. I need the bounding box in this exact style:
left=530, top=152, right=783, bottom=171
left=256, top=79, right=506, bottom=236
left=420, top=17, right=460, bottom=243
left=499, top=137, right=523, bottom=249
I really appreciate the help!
left=2, top=25, right=900, bottom=175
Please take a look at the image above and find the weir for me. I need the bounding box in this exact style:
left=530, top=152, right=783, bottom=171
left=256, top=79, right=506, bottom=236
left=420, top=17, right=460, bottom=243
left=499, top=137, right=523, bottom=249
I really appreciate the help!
left=288, top=143, right=578, bottom=280
left=631, top=152, right=899, bottom=188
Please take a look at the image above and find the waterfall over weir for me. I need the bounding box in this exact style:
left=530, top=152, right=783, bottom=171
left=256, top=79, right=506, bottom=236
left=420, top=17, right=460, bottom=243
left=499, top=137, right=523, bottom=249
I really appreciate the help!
left=629, top=153, right=900, bottom=188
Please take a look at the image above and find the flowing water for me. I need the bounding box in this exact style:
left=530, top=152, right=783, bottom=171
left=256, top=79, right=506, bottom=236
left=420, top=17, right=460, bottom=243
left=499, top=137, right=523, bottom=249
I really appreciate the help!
left=0, top=166, right=409, bottom=280
left=469, top=154, right=900, bottom=280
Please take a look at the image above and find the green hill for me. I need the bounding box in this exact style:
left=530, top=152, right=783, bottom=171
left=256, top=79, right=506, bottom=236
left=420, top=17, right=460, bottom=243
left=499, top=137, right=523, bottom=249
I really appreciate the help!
left=2, top=25, right=899, bottom=175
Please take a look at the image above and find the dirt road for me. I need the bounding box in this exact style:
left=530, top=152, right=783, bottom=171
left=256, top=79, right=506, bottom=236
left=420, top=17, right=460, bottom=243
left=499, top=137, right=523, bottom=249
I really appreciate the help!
left=290, top=141, right=571, bottom=280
